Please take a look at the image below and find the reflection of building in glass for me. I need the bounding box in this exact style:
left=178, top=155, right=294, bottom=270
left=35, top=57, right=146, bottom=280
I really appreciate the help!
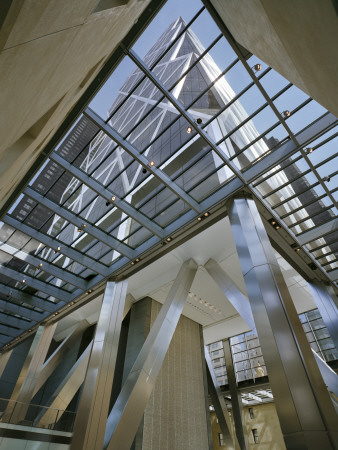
left=208, top=307, right=338, bottom=387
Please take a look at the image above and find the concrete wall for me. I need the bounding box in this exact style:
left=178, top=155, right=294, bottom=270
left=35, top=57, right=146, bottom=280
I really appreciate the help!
left=211, top=402, right=286, bottom=449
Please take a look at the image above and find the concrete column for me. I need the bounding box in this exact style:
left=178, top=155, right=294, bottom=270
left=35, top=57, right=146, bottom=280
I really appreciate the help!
left=70, top=280, right=128, bottom=450
left=2, top=323, right=57, bottom=424
left=307, top=281, right=338, bottom=351
left=227, top=195, right=338, bottom=450
left=223, top=338, right=249, bottom=450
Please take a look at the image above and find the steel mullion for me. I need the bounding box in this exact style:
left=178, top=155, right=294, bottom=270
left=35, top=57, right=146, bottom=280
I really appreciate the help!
left=252, top=154, right=303, bottom=187
left=2, top=215, right=110, bottom=277
left=244, top=113, right=338, bottom=184
left=0, top=241, right=87, bottom=291
left=24, top=186, right=135, bottom=260
left=288, top=204, right=334, bottom=228
left=316, top=250, right=337, bottom=261
left=125, top=47, right=247, bottom=185
left=272, top=181, right=321, bottom=210
left=204, top=0, right=337, bottom=210
left=0, top=282, right=60, bottom=313
left=0, top=265, right=68, bottom=302
left=262, top=168, right=312, bottom=199
left=0, top=299, right=44, bottom=323
left=84, top=107, right=201, bottom=213
left=105, top=6, right=206, bottom=125
left=50, top=153, right=165, bottom=238
left=279, top=193, right=328, bottom=219
left=296, top=217, right=338, bottom=244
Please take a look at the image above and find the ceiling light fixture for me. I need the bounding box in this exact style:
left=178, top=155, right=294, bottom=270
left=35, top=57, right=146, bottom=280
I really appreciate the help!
left=166, top=237, right=172, bottom=242
left=252, top=63, right=262, bottom=72
left=306, top=147, right=313, bottom=154
left=149, top=160, right=155, bottom=167
left=111, top=196, right=116, bottom=202
left=196, top=118, right=202, bottom=124
left=187, top=126, right=193, bottom=134
left=282, top=110, right=291, bottom=118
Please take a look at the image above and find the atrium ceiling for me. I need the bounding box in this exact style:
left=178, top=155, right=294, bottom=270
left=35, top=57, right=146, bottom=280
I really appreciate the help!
left=0, top=0, right=337, bottom=350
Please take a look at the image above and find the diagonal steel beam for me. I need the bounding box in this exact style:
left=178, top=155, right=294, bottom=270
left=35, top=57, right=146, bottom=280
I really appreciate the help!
left=124, top=47, right=246, bottom=185
left=0, top=265, right=69, bottom=302
left=0, top=349, right=12, bottom=378
left=204, top=259, right=255, bottom=330
left=84, top=108, right=201, bottom=214
left=0, top=298, right=45, bottom=322
left=205, top=347, right=239, bottom=450
left=0, top=241, right=87, bottom=291
left=2, top=215, right=110, bottom=277
left=25, top=187, right=135, bottom=260
left=0, top=282, right=59, bottom=313
left=50, top=153, right=165, bottom=239
left=33, top=320, right=89, bottom=398
left=103, top=259, right=197, bottom=450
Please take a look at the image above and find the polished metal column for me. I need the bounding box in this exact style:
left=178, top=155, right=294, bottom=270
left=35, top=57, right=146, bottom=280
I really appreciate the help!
left=205, top=259, right=255, bottom=331
left=35, top=341, right=92, bottom=427
left=308, top=281, right=338, bottom=351
left=227, top=196, right=338, bottom=449
left=0, top=349, right=12, bottom=378
left=2, top=323, right=57, bottom=423
left=70, top=280, right=128, bottom=450
left=103, top=259, right=197, bottom=450
left=205, top=347, right=239, bottom=450
left=222, top=338, right=249, bottom=450
left=32, top=320, right=89, bottom=398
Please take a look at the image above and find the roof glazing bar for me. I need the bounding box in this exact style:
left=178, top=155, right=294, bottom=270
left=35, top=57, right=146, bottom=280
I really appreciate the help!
left=0, top=282, right=60, bottom=313
left=84, top=108, right=201, bottom=213
left=124, top=46, right=247, bottom=185
left=49, top=153, right=165, bottom=239
left=0, top=265, right=69, bottom=302
left=2, top=215, right=110, bottom=277
left=297, top=218, right=338, bottom=245
left=24, top=187, right=135, bottom=260
left=0, top=299, right=46, bottom=322
left=0, top=241, right=87, bottom=291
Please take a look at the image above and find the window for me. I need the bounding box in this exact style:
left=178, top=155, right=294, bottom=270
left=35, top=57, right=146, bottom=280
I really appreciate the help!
left=249, top=407, right=254, bottom=419
left=218, top=433, right=224, bottom=446
left=252, top=428, right=259, bottom=444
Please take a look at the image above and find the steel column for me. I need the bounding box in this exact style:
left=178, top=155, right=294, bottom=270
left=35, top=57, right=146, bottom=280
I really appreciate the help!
left=205, top=346, right=239, bottom=450
left=2, top=323, right=57, bottom=423
left=35, top=341, right=92, bottom=427
left=103, top=259, right=197, bottom=450
left=71, top=280, right=128, bottom=450
left=222, top=338, right=249, bottom=450
left=0, top=350, right=12, bottom=378
left=204, top=259, right=255, bottom=331
left=200, top=329, right=214, bottom=450
left=308, top=281, right=338, bottom=351
left=50, top=153, right=165, bottom=239
left=33, top=320, right=89, bottom=398
left=227, top=195, right=338, bottom=449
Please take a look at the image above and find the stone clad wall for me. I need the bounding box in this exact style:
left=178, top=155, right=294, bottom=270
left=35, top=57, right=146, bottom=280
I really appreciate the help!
left=142, top=300, right=209, bottom=450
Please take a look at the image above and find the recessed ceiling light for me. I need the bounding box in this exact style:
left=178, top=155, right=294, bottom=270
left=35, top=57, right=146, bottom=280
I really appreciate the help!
left=111, top=196, right=116, bottom=201
left=187, top=126, right=193, bottom=134
left=166, top=237, right=172, bottom=242
left=197, top=217, right=202, bottom=222
left=149, top=160, right=155, bottom=167
left=282, top=110, right=291, bottom=118
left=306, top=147, right=313, bottom=154
left=253, top=63, right=262, bottom=72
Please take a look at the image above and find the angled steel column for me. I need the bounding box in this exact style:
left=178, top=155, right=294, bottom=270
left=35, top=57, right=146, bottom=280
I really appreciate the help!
left=307, top=281, right=338, bottom=351
left=70, top=280, right=128, bottom=450
left=35, top=341, right=92, bottom=427
left=204, top=259, right=255, bottom=331
left=2, top=323, right=57, bottom=423
left=222, top=338, right=249, bottom=450
left=227, top=195, right=338, bottom=449
left=0, top=350, right=12, bottom=378
left=32, top=320, right=89, bottom=398
left=205, top=347, right=239, bottom=450
left=103, top=259, right=198, bottom=450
